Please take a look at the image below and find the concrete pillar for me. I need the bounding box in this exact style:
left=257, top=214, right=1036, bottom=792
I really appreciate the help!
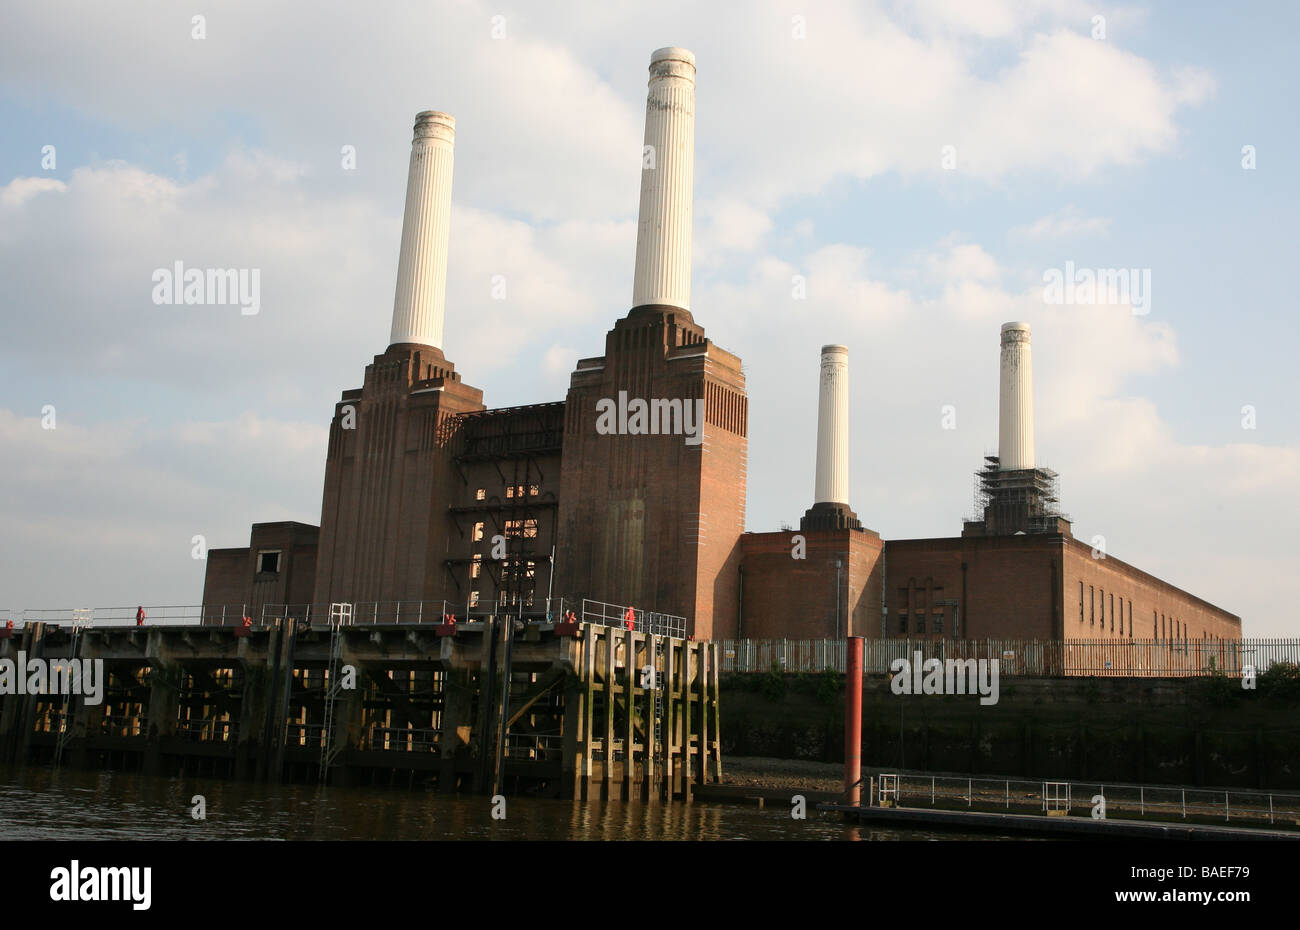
left=390, top=111, right=456, bottom=349
left=631, top=47, right=696, bottom=312
left=998, top=322, right=1034, bottom=470
left=144, top=655, right=180, bottom=776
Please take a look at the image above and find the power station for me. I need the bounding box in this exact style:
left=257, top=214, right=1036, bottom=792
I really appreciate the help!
left=202, top=47, right=1242, bottom=646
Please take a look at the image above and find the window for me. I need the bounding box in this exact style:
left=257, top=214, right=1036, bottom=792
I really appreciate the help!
left=1128, top=601, right=1133, bottom=639
left=529, top=484, right=539, bottom=496
left=1100, top=589, right=1105, bottom=625
left=1090, top=586, right=1095, bottom=625
left=916, top=615, right=926, bottom=634
left=1109, top=594, right=1114, bottom=633
left=474, top=488, right=486, bottom=501
left=257, top=550, right=281, bottom=574
left=470, top=554, right=482, bottom=579
left=899, top=615, right=908, bottom=634
left=1079, top=582, right=1084, bottom=623
left=468, top=591, right=480, bottom=607
left=504, top=518, right=538, bottom=539
left=472, top=522, right=485, bottom=542
left=933, top=613, right=944, bottom=635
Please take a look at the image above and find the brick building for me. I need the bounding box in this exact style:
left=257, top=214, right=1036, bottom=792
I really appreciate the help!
left=201, top=50, right=1242, bottom=643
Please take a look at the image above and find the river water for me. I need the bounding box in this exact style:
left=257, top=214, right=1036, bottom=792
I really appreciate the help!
left=0, top=764, right=1004, bottom=841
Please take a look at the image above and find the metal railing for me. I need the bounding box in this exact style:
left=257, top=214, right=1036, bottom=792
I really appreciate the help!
left=11, top=596, right=694, bottom=637
left=719, top=638, right=1295, bottom=678
left=504, top=733, right=563, bottom=761
left=868, top=772, right=1300, bottom=828
left=580, top=599, right=688, bottom=638
left=363, top=727, right=439, bottom=753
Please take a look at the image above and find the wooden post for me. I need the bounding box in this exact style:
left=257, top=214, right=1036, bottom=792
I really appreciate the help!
left=581, top=624, right=597, bottom=800
left=702, top=639, right=712, bottom=785
left=664, top=637, right=676, bottom=799
left=681, top=641, right=693, bottom=801
left=711, top=642, right=722, bottom=782
left=623, top=629, right=636, bottom=800
left=604, top=626, right=615, bottom=799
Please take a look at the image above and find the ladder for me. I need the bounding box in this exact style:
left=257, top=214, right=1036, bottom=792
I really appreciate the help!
left=318, top=602, right=352, bottom=783
left=53, top=616, right=88, bottom=766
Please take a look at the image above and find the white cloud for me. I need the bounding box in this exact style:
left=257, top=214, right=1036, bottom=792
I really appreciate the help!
left=1014, top=204, right=1112, bottom=239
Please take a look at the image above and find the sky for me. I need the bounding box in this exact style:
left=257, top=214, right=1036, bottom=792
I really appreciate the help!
left=0, top=0, right=1296, bottom=635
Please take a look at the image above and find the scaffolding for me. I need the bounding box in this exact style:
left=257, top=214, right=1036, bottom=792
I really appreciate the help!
left=968, top=455, right=1070, bottom=535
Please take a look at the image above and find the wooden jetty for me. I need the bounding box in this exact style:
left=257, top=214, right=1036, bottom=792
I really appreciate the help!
left=0, top=616, right=722, bottom=800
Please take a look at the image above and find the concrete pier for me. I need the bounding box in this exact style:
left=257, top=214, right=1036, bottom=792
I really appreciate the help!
left=0, top=618, right=721, bottom=800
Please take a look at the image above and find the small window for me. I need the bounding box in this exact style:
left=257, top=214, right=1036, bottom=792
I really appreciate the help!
left=472, top=522, right=485, bottom=542
left=1090, top=586, right=1094, bottom=625
left=529, top=484, right=539, bottom=496
left=257, top=550, right=281, bottom=574
left=470, top=554, right=482, bottom=579
left=1079, top=582, right=1084, bottom=623
left=933, top=613, right=944, bottom=635
left=916, top=615, right=926, bottom=634
left=1109, top=594, right=1114, bottom=633
left=468, top=591, right=480, bottom=607
left=899, top=615, right=908, bottom=634
left=475, top=488, right=486, bottom=501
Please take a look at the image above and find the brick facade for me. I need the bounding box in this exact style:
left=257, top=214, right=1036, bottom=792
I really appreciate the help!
left=554, top=307, right=747, bottom=640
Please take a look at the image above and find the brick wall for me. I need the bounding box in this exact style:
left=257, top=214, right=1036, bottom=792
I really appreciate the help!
left=741, top=528, right=884, bottom=639
left=555, top=307, right=747, bottom=640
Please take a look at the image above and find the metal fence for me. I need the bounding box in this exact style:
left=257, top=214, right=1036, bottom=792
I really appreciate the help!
left=12, top=596, right=691, bottom=638
left=719, top=638, right=1300, bottom=678
left=579, top=599, right=688, bottom=638
left=871, top=772, right=1300, bottom=828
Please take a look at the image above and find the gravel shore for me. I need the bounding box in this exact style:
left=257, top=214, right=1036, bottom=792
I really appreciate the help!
left=720, top=756, right=844, bottom=792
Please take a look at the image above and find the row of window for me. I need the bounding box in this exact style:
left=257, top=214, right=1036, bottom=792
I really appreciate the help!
left=1078, top=582, right=1133, bottom=636
left=897, top=613, right=956, bottom=636
left=473, top=485, right=540, bottom=501
left=471, top=519, right=539, bottom=543
left=1077, top=582, right=1218, bottom=640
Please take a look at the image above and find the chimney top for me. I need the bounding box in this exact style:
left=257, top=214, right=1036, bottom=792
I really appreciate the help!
left=1001, top=321, right=1030, bottom=336
left=413, top=111, right=455, bottom=142
left=651, top=46, right=696, bottom=67
left=821, top=344, right=848, bottom=355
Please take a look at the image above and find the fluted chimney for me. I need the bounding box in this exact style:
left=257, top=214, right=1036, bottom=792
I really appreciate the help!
left=389, top=111, right=455, bottom=349
left=998, top=322, right=1034, bottom=470
left=802, top=344, right=861, bottom=532
left=631, top=47, right=695, bottom=313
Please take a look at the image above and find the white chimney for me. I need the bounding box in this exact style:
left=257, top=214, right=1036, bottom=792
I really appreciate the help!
left=814, top=345, right=851, bottom=505
left=631, top=47, right=695, bottom=312
left=389, top=111, right=455, bottom=349
left=998, top=322, right=1035, bottom=471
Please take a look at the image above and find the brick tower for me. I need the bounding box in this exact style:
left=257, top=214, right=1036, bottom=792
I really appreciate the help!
left=554, top=49, right=748, bottom=639
left=313, top=112, right=485, bottom=606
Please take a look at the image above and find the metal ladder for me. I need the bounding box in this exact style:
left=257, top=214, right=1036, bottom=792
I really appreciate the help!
left=318, top=603, right=352, bottom=783
left=53, top=616, right=87, bottom=766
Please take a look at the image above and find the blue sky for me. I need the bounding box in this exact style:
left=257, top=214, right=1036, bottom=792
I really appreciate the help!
left=1, top=0, right=1296, bottom=634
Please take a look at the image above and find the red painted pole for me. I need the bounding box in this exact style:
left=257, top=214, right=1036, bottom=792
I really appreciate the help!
left=845, top=636, right=863, bottom=806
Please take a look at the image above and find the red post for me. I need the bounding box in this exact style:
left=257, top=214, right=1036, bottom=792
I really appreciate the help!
left=845, top=636, right=863, bottom=806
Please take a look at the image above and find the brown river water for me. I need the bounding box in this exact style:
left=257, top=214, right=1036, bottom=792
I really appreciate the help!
left=0, top=763, right=1011, bottom=840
